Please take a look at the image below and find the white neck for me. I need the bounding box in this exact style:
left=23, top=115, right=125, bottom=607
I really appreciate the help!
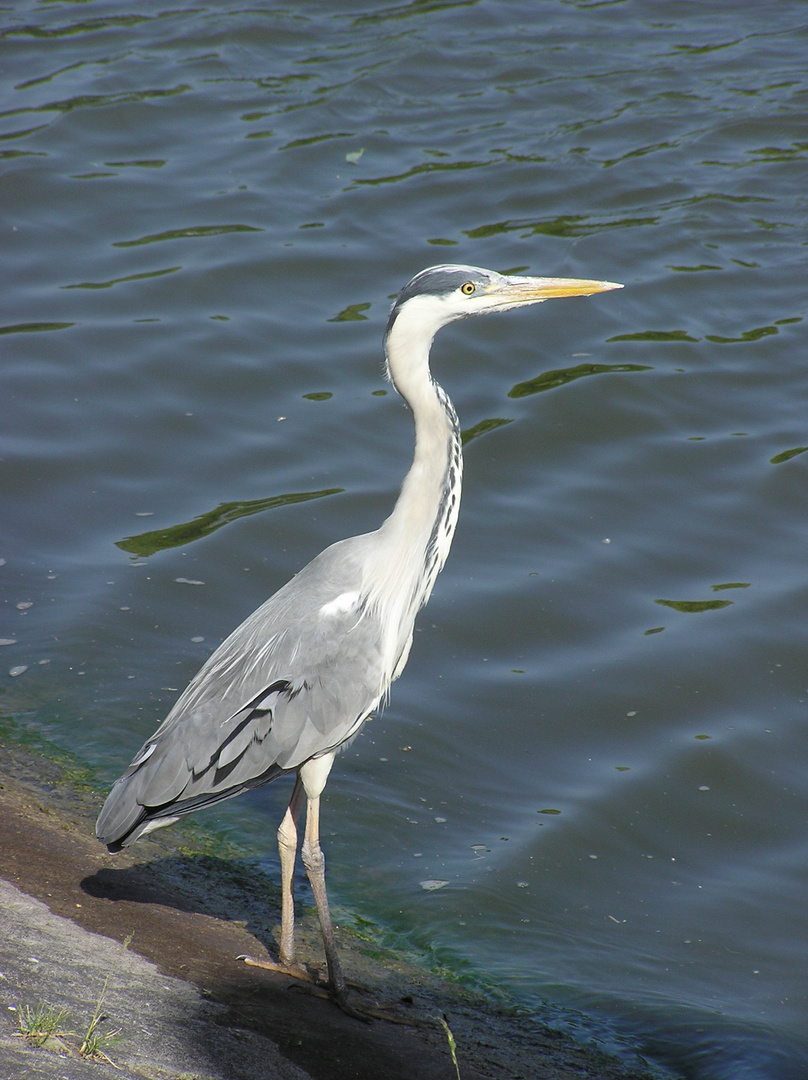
left=365, top=301, right=463, bottom=685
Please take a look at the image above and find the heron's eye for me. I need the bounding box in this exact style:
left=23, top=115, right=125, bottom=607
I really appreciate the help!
left=461, top=282, right=476, bottom=296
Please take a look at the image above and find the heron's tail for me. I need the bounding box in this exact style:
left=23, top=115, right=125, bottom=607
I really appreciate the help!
left=96, top=736, right=285, bottom=852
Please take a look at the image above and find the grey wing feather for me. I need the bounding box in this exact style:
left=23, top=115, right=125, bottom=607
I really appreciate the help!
left=97, top=536, right=385, bottom=849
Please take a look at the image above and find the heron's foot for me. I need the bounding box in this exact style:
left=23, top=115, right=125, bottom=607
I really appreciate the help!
left=287, top=981, right=402, bottom=1024
left=325, top=985, right=422, bottom=1026
left=237, top=953, right=320, bottom=984
left=239, top=955, right=421, bottom=1025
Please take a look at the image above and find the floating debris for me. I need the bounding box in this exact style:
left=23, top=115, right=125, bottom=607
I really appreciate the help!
left=420, top=879, right=449, bottom=891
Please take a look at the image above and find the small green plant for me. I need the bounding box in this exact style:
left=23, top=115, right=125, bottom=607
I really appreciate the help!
left=16, top=1002, right=73, bottom=1047
left=13, top=934, right=133, bottom=1064
left=79, top=1018, right=123, bottom=1064
left=438, top=1015, right=461, bottom=1080
left=78, top=932, right=133, bottom=1064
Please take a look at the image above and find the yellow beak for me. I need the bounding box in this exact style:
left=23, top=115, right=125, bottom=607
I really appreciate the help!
left=504, top=276, right=624, bottom=301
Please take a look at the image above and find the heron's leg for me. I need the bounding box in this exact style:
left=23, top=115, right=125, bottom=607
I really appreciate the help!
left=277, top=775, right=305, bottom=967
left=301, top=791, right=346, bottom=996
left=241, top=776, right=315, bottom=980
left=286, top=756, right=405, bottom=1022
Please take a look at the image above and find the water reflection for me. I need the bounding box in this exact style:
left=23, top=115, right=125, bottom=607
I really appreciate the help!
left=464, top=215, right=658, bottom=239
left=608, top=330, right=699, bottom=342
left=461, top=417, right=513, bottom=445
left=116, top=489, right=343, bottom=558
left=770, top=447, right=808, bottom=465
left=114, top=224, right=263, bottom=248
left=654, top=598, right=733, bottom=613
left=0, top=320, right=75, bottom=335
left=62, top=266, right=181, bottom=290
left=508, top=362, right=650, bottom=399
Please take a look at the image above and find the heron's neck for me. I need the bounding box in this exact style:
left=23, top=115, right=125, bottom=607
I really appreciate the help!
left=372, top=317, right=463, bottom=620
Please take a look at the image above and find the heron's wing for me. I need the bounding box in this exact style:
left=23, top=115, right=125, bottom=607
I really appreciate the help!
left=97, top=537, right=386, bottom=847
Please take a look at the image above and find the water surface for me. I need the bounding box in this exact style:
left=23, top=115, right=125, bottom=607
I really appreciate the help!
left=2, top=3, right=808, bottom=1077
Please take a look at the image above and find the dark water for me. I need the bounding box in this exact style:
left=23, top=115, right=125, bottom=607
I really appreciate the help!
left=3, top=2, right=808, bottom=1076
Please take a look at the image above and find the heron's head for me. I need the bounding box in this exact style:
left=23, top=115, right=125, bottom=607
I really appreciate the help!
left=385, top=264, right=622, bottom=347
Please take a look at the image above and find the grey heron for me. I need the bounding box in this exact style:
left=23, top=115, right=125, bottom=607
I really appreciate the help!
left=97, top=264, right=622, bottom=1013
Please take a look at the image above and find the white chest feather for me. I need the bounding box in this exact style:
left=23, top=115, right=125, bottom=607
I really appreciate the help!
left=319, top=590, right=360, bottom=618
